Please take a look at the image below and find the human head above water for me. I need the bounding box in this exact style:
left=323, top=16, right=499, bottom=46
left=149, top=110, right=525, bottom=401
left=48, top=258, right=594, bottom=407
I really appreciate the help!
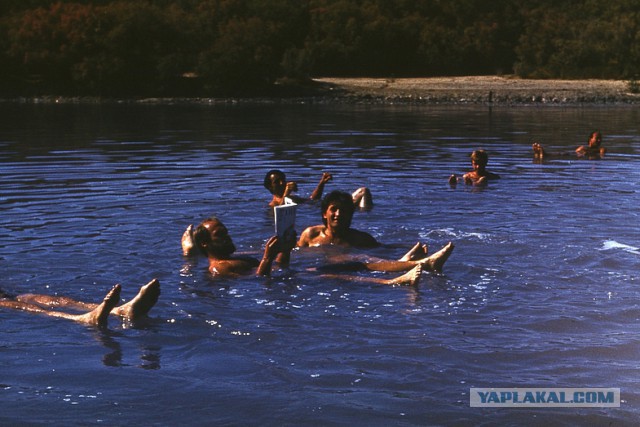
left=588, top=130, right=602, bottom=147
left=321, top=190, right=355, bottom=227
left=263, top=170, right=286, bottom=194
left=470, top=149, right=489, bottom=168
left=193, top=216, right=236, bottom=257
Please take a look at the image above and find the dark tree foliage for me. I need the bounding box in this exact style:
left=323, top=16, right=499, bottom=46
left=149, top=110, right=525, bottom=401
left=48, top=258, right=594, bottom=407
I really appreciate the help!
left=515, top=0, right=640, bottom=79
left=0, top=0, right=638, bottom=97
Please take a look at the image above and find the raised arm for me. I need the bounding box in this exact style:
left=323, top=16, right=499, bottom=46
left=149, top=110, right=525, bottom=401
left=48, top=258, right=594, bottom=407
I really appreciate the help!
left=275, top=227, right=297, bottom=267
left=310, top=172, right=332, bottom=201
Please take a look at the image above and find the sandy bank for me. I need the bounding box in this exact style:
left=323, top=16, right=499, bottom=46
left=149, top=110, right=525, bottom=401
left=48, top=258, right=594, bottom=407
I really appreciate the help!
left=313, top=76, right=640, bottom=105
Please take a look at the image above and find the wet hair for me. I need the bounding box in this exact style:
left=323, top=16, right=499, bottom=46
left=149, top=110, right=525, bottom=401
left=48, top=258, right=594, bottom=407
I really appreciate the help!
left=321, top=190, right=355, bottom=227
left=202, top=216, right=220, bottom=224
left=470, top=149, right=489, bottom=167
left=263, top=169, right=286, bottom=190
left=193, top=216, right=228, bottom=256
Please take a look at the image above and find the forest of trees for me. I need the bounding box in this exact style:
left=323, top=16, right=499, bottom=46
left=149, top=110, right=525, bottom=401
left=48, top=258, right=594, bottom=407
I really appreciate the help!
left=0, top=0, right=638, bottom=97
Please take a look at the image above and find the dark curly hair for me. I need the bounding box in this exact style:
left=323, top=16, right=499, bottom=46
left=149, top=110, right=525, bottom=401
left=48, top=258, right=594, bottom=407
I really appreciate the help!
left=263, top=169, right=286, bottom=190
left=470, top=149, right=489, bottom=167
left=320, top=190, right=355, bottom=227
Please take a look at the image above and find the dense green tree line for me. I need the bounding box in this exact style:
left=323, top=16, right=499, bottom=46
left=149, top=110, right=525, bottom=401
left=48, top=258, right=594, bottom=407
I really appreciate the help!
left=0, top=0, right=638, bottom=97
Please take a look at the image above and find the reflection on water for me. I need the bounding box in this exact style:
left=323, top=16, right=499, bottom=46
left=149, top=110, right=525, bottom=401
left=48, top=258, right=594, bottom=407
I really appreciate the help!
left=1, top=103, right=639, bottom=425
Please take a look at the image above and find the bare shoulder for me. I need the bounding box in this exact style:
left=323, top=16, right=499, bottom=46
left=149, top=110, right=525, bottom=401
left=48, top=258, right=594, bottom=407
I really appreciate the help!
left=298, top=225, right=324, bottom=246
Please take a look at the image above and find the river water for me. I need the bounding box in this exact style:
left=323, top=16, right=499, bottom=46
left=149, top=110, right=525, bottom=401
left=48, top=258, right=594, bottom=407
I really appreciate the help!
left=1, top=102, right=639, bottom=426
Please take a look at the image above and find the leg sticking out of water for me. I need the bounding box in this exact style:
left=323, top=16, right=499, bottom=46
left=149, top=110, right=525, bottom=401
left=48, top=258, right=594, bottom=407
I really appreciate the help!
left=63, top=284, right=121, bottom=326
left=0, top=299, right=49, bottom=314
left=399, top=242, right=429, bottom=261
left=16, top=294, right=94, bottom=310
left=2, top=285, right=122, bottom=327
left=383, top=264, right=422, bottom=287
left=321, top=264, right=422, bottom=287
left=111, top=279, right=160, bottom=319
left=363, top=242, right=454, bottom=273
left=419, top=242, right=454, bottom=273
left=16, top=279, right=160, bottom=320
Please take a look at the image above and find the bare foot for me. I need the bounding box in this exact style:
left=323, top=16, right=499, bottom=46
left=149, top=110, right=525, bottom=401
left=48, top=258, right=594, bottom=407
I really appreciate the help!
left=420, top=242, right=455, bottom=273
left=385, top=264, right=422, bottom=287
left=70, top=284, right=121, bottom=327
left=112, top=279, right=160, bottom=319
left=399, top=242, right=428, bottom=261
left=181, top=224, right=195, bottom=256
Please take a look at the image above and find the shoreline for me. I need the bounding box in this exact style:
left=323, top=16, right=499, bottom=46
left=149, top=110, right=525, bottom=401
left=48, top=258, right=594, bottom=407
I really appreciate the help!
left=4, top=76, right=639, bottom=106
left=313, top=76, right=640, bottom=105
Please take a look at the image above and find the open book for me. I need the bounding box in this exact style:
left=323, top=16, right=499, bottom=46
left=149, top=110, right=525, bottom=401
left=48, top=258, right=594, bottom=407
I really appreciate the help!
left=274, top=197, right=297, bottom=239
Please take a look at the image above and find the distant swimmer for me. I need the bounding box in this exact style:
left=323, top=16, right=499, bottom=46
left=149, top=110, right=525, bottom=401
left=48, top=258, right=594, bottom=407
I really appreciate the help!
left=533, top=130, right=606, bottom=161
left=449, top=149, right=501, bottom=187
left=264, top=169, right=373, bottom=210
left=0, top=279, right=160, bottom=327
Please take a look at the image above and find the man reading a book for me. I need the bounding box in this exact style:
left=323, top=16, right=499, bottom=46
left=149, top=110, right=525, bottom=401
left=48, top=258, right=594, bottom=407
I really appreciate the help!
left=183, top=217, right=294, bottom=277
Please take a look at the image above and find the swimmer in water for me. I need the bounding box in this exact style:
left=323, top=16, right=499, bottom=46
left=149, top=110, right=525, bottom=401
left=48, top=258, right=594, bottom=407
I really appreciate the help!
left=264, top=169, right=373, bottom=210
left=449, top=149, right=500, bottom=187
left=187, top=216, right=294, bottom=277
left=297, top=190, right=454, bottom=274
left=533, top=130, right=606, bottom=160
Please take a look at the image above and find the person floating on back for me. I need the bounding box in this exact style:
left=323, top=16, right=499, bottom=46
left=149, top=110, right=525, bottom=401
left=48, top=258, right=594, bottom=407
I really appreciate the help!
left=297, top=190, right=454, bottom=274
left=185, top=216, right=294, bottom=277
left=0, top=279, right=160, bottom=328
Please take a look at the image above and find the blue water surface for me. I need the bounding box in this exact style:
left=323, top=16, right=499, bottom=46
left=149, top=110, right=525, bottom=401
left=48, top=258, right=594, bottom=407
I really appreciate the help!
left=1, top=103, right=639, bottom=426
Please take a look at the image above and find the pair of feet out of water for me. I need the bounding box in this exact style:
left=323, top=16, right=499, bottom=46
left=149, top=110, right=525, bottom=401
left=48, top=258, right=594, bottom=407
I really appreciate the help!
left=1, top=278, right=160, bottom=328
